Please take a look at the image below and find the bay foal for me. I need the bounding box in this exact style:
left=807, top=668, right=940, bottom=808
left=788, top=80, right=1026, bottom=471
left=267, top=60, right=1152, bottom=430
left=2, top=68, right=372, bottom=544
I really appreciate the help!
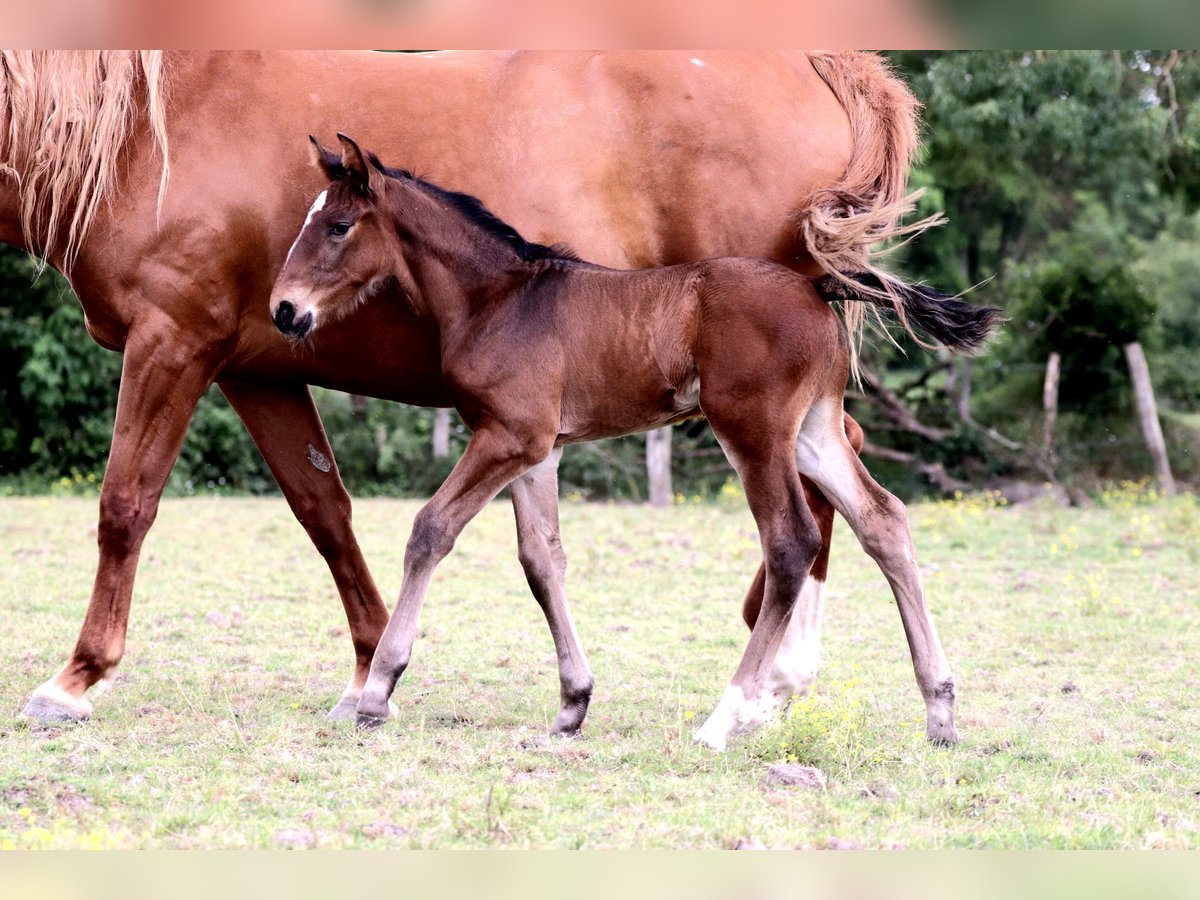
left=272, top=136, right=999, bottom=749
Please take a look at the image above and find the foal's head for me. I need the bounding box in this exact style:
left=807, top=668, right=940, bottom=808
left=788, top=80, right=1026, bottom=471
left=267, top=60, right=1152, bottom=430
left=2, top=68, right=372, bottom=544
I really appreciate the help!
left=270, top=134, right=409, bottom=340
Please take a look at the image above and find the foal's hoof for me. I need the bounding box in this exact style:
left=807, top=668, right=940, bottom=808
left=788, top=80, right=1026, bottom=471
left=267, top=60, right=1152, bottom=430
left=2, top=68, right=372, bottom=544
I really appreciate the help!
left=926, top=716, right=960, bottom=746
left=326, top=696, right=359, bottom=721
left=692, top=729, right=728, bottom=753
left=355, top=713, right=389, bottom=731
left=329, top=690, right=399, bottom=722
left=21, top=684, right=93, bottom=723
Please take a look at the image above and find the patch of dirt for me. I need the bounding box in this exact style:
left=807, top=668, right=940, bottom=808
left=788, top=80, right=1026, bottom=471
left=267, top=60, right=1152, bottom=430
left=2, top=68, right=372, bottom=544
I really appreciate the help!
left=764, top=763, right=826, bottom=790
left=824, top=837, right=862, bottom=850
left=56, top=785, right=90, bottom=816
left=3, top=777, right=47, bottom=807
left=273, top=827, right=317, bottom=849
left=362, top=821, right=409, bottom=840
left=859, top=780, right=900, bottom=801
left=732, top=837, right=766, bottom=850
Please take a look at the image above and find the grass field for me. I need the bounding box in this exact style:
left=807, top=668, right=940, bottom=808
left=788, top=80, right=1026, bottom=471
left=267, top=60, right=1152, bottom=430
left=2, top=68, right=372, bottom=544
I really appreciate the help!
left=2, top=484, right=1199, bottom=849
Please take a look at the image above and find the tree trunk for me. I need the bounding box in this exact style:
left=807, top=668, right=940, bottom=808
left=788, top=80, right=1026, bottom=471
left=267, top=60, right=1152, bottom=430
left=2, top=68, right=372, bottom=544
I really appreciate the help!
left=1123, top=341, right=1176, bottom=497
left=646, top=426, right=673, bottom=507
left=1042, top=352, right=1061, bottom=470
left=950, top=356, right=972, bottom=420
left=432, top=408, right=450, bottom=459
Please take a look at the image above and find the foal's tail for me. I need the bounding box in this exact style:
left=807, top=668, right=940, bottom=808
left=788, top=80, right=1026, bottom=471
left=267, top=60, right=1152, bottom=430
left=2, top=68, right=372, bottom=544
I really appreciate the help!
left=801, top=52, right=949, bottom=373
left=814, top=272, right=1002, bottom=355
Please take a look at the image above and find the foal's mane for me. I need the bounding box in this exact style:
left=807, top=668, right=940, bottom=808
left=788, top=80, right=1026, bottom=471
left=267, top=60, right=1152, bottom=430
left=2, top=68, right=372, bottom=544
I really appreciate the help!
left=0, top=51, right=170, bottom=272
left=361, top=153, right=580, bottom=264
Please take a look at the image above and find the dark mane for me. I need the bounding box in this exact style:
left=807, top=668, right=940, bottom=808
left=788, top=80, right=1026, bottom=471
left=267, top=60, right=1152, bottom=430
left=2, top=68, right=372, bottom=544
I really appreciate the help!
left=366, top=153, right=580, bottom=264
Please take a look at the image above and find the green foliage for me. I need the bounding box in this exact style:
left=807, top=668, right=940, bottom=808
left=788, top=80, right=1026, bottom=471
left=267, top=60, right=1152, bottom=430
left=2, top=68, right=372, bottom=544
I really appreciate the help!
left=311, top=390, right=458, bottom=497
left=0, top=252, right=120, bottom=478
left=1003, top=197, right=1157, bottom=409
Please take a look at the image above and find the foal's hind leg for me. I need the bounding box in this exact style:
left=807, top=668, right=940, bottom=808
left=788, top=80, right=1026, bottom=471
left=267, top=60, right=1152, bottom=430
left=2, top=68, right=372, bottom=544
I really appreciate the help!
left=740, top=476, right=834, bottom=705
left=510, top=449, right=594, bottom=736
left=795, top=399, right=959, bottom=745
left=355, top=424, right=553, bottom=726
left=693, top=431, right=822, bottom=751
left=741, top=413, right=865, bottom=704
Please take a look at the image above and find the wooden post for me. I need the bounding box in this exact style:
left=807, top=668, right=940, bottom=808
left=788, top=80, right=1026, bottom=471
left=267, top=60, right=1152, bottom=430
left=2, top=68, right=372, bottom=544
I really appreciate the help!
left=646, top=426, right=673, bottom=507
left=1041, top=352, right=1061, bottom=469
left=432, top=408, right=450, bottom=459
left=1123, top=341, right=1176, bottom=497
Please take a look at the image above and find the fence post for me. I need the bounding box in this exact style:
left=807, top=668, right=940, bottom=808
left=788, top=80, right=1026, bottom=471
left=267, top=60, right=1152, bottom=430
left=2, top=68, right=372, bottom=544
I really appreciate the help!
left=1042, top=352, right=1061, bottom=470
left=1123, top=341, right=1176, bottom=497
left=432, top=408, right=450, bottom=459
left=646, top=426, right=673, bottom=507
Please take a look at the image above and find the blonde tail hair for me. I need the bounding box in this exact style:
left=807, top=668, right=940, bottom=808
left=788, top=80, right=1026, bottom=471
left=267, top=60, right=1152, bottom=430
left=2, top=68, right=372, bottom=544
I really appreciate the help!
left=800, top=51, right=946, bottom=379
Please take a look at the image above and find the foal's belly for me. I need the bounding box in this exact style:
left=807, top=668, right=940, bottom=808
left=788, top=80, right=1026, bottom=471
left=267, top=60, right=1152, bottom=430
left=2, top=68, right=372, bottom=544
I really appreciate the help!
left=555, top=370, right=702, bottom=445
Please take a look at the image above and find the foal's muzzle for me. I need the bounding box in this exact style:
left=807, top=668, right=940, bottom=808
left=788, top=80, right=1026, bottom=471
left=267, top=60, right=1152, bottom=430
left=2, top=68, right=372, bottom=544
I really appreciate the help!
left=273, top=300, right=314, bottom=340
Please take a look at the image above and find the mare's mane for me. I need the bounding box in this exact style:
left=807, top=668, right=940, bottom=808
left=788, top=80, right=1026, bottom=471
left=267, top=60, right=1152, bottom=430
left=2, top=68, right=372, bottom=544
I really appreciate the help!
left=0, top=51, right=170, bottom=271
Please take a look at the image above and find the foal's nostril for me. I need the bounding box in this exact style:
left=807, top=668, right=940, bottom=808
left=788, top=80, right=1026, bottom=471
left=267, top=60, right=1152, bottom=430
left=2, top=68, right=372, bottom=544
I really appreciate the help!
left=293, top=312, right=313, bottom=339
left=273, top=300, right=296, bottom=333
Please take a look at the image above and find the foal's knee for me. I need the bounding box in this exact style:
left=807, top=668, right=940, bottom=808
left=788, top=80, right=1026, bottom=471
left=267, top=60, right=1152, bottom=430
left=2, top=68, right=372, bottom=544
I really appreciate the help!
left=858, top=493, right=915, bottom=566
left=406, top=507, right=456, bottom=567
left=763, top=521, right=822, bottom=599
left=518, top=529, right=567, bottom=585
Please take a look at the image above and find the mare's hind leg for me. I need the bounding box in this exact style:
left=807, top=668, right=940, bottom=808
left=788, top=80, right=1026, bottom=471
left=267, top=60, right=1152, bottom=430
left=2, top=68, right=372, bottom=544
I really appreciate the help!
left=355, top=424, right=553, bottom=726
left=795, top=399, right=959, bottom=745
left=693, top=427, right=822, bottom=751
left=510, top=449, right=594, bottom=736
left=219, top=381, right=392, bottom=721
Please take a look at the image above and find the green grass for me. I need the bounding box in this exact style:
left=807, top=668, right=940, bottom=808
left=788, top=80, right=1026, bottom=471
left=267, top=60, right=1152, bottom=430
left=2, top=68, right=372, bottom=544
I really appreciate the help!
left=2, top=485, right=1199, bottom=848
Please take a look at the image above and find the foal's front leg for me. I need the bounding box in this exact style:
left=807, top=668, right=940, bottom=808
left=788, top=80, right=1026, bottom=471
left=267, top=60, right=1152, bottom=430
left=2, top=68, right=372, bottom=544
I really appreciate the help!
left=510, top=449, right=594, bottom=735
left=355, top=424, right=552, bottom=727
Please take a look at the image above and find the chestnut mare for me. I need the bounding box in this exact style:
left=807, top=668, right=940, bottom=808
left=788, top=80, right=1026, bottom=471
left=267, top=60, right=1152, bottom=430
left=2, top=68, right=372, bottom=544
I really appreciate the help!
left=3, top=51, right=919, bottom=730
left=270, top=137, right=998, bottom=748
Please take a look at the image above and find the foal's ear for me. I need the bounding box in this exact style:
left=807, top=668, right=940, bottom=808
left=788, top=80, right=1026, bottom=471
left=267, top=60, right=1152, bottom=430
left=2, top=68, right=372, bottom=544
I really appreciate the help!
left=336, top=132, right=383, bottom=198
left=309, top=135, right=344, bottom=182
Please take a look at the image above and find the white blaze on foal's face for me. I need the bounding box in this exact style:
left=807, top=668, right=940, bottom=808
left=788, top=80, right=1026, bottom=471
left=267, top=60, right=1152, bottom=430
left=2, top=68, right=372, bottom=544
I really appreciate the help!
left=285, top=189, right=327, bottom=265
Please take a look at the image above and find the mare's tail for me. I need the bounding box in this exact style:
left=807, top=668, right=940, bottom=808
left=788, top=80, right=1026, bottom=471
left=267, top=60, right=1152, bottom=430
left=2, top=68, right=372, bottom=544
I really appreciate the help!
left=800, top=52, right=952, bottom=371
left=814, top=271, right=1001, bottom=355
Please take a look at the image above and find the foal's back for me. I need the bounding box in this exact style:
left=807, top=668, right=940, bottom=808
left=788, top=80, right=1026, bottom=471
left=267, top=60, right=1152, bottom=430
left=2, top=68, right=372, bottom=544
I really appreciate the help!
left=496, top=257, right=842, bottom=445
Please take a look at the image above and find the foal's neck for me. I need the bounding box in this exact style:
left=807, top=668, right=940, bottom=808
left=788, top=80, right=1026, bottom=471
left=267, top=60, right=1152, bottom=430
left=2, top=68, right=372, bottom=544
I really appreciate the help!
left=392, top=201, right=538, bottom=331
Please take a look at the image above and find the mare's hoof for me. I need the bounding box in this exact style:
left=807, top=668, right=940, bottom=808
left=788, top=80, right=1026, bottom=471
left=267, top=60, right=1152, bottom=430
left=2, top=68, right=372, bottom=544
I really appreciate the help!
left=21, top=691, right=92, bottom=723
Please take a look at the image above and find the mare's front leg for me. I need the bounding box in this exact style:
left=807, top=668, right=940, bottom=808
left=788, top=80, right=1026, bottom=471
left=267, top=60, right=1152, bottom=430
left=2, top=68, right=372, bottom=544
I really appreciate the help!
left=509, top=448, right=594, bottom=736
left=355, top=423, right=553, bottom=727
left=22, top=325, right=223, bottom=721
left=219, top=380, right=391, bottom=720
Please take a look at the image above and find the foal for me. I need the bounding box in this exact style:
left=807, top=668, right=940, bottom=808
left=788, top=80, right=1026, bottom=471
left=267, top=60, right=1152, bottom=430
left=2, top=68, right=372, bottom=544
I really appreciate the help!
left=271, top=135, right=999, bottom=750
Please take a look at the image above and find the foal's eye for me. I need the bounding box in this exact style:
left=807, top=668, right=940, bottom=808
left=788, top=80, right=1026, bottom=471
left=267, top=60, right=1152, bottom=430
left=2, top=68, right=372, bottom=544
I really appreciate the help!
left=329, top=222, right=351, bottom=237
